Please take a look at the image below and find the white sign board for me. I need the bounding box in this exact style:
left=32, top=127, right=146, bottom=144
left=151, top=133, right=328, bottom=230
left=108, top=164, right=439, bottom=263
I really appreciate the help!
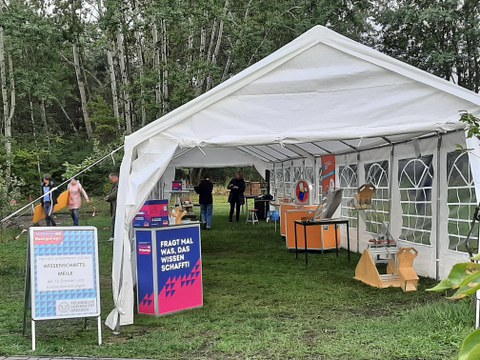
left=29, top=227, right=101, bottom=320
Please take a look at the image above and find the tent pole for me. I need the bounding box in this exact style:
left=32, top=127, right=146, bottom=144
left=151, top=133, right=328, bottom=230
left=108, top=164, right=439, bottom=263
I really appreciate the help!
left=387, top=145, right=394, bottom=245
left=435, top=133, right=443, bottom=280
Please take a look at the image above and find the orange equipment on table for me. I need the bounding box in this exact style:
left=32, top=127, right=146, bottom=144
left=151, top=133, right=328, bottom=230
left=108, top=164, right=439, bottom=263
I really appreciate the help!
left=280, top=202, right=314, bottom=237
left=285, top=209, right=340, bottom=250
left=32, top=190, right=70, bottom=224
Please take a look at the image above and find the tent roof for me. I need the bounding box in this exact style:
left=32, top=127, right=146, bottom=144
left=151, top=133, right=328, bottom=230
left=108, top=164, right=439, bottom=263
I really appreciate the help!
left=107, top=25, right=480, bottom=330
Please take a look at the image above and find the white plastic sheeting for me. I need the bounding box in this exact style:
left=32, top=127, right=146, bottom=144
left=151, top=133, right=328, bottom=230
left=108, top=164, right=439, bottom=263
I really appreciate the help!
left=106, top=25, right=480, bottom=330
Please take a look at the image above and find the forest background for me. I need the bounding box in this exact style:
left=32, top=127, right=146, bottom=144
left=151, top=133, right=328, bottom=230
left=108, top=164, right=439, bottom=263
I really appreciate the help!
left=0, top=0, right=479, bottom=217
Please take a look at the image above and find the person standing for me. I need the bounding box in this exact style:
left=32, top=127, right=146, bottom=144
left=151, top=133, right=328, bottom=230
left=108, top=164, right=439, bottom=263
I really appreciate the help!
left=227, top=171, right=245, bottom=222
left=67, top=178, right=90, bottom=226
left=40, top=174, right=59, bottom=226
left=105, top=173, right=118, bottom=241
left=194, top=174, right=213, bottom=230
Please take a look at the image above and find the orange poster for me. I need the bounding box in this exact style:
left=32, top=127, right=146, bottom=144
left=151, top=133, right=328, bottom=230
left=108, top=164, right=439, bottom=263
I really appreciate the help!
left=321, top=155, right=336, bottom=193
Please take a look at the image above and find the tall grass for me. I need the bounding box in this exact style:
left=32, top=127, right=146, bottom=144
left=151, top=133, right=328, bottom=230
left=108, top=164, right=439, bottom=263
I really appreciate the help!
left=0, top=196, right=473, bottom=359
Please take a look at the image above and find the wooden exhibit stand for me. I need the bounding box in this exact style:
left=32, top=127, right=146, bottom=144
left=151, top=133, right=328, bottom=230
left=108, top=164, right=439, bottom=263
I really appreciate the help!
left=354, top=247, right=419, bottom=292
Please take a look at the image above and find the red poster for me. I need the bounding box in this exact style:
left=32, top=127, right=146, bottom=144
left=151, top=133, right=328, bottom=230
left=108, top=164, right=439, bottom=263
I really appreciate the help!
left=321, top=155, right=336, bottom=193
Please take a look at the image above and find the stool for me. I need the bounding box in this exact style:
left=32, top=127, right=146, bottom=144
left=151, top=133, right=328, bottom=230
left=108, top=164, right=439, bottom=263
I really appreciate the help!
left=246, top=209, right=259, bottom=225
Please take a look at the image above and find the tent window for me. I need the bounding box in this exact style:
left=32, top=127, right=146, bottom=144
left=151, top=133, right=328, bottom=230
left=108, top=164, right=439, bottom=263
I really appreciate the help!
left=398, top=155, right=434, bottom=245
left=447, top=151, right=479, bottom=253
left=294, top=166, right=302, bottom=182
left=306, top=167, right=314, bottom=184
left=364, top=161, right=390, bottom=236
left=275, top=168, right=284, bottom=196
left=284, top=167, right=291, bottom=198
left=339, top=165, right=358, bottom=228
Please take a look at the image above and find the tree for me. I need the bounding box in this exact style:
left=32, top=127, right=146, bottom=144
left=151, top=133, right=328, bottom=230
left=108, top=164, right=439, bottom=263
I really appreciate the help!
left=373, top=0, right=480, bottom=92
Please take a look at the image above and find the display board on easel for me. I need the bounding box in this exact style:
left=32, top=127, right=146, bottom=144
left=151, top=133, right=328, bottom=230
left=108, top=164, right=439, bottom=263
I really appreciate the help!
left=26, top=226, right=102, bottom=350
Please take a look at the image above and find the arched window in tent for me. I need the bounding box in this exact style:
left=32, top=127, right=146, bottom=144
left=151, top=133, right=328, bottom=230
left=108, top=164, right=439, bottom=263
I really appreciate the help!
left=364, top=161, right=390, bottom=236
left=305, top=167, right=314, bottom=184
left=447, top=151, right=479, bottom=253
left=276, top=167, right=284, bottom=196
left=293, top=166, right=302, bottom=182
left=339, top=165, right=358, bottom=228
left=398, top=155, right=434, bottom=245
left=284, top=166, right=291, bottom=198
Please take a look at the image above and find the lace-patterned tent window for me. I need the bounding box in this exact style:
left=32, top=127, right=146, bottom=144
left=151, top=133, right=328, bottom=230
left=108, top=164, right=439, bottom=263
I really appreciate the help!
left=293, top=166, right=302, bottom=182
left=364, top=161, right=390, bottom=236
left=447, top=151, right=479, bottom=253
left=339, top=164, right=358, bottom=228
left=276, top=168, right=284, bottom=196
left=284, top=167, right=292, bottom=198
left=398, top=155, right=434, bottom=245
left=305, top=167, right=314, bottom=184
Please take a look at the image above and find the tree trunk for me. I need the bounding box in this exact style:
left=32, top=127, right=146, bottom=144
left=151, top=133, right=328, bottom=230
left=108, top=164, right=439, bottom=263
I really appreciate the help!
left=152, top=20, right=162, bottom=116
left=206, top=0, right=228, bottom=91
left=97, top=0, right=122, bottom=132
left=0, top=11, right=14, bottom=184
left=73, top=42, right=93, bottom=138
left=107, top=47, right=122, bottom=132
left=160, top=18, right=169, bottom=113
left=195, top=19, right=207, bottom=96
left=116, top=28, right=133, bottom=134
left=29, top=96, right=42, bottom=179
left=55, top=98, right=78, bottom=134
left=133, top=1, right=147, bottom=127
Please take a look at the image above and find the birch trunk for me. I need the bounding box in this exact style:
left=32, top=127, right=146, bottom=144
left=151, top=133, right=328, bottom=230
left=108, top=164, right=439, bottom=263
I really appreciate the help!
left=0, top=10, right=14, bottom=182
left=107, top=47, right=122, bottom=131
left=134, top=2, right=147, bottom=127
left=0, top=5, right=7, bottom=137
left=195, top=20, right=207, bottom=96
left=206, top=0, right=228, bottom=91
left=152, top=20, right=162, bottom=116
left=160, top=18, right=169, bottom=113
left=116, top=28, right=133, bottom=134
left=97, top=0, right=121, bottom=131
left=55, top=98, right=78, bottom=134
left=73, top=42, right=93, bottom=138
left=222, top=0, right=252, bottom=81
left=29, top=97, right=42, bottom=180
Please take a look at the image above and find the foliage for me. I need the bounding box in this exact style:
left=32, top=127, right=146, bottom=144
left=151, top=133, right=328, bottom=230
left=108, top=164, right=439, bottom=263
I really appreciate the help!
left=461, top=111, right=480, bottom=140
left=428, top=112, right=480, bottom=360
left=372, top=0, right=480, bottom=92
left=88, top=96, right=118, bottom=143
left=0, top=165, right=25, bottom=220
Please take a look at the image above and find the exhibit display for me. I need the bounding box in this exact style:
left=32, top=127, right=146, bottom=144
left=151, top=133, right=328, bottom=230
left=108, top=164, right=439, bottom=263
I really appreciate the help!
left=135, top=224, right=203, bottom=316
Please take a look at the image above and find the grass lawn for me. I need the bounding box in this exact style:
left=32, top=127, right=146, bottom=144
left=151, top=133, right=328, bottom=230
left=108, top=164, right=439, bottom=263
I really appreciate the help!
left=0, top=195, right=474, bottom=359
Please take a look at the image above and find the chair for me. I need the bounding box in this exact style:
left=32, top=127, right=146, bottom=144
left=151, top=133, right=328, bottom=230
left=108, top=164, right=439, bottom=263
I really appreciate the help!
left=246, top=209, right=259, bottom=225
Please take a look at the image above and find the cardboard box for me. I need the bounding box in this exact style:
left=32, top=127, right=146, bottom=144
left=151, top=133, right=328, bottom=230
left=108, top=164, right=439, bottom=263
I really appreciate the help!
left=172, top=180, right=183, bottom=190
left=133, top=199, right=170, bottom=228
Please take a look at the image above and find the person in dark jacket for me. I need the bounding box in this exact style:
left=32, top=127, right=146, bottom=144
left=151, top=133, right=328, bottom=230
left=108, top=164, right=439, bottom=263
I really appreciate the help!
left=227, top=171, right=245, bottom=222
left=194, top=174, right=214, bottom=230
left=105, top=173, right=118, bottom=241
left=40, top=174, right=59, bottom=226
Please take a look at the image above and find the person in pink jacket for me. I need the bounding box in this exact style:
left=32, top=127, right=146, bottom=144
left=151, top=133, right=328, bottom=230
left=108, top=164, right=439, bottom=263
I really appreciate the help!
left=67, top=178, right=90, bottom=226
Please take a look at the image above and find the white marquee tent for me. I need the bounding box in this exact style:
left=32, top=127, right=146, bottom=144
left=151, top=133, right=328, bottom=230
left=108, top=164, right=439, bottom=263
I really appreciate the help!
left=105, top=25, right=480, bottom=330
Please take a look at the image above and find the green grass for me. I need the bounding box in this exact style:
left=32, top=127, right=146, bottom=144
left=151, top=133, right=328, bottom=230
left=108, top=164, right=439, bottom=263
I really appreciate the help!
left=0, top=196, right=474, bottom=359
